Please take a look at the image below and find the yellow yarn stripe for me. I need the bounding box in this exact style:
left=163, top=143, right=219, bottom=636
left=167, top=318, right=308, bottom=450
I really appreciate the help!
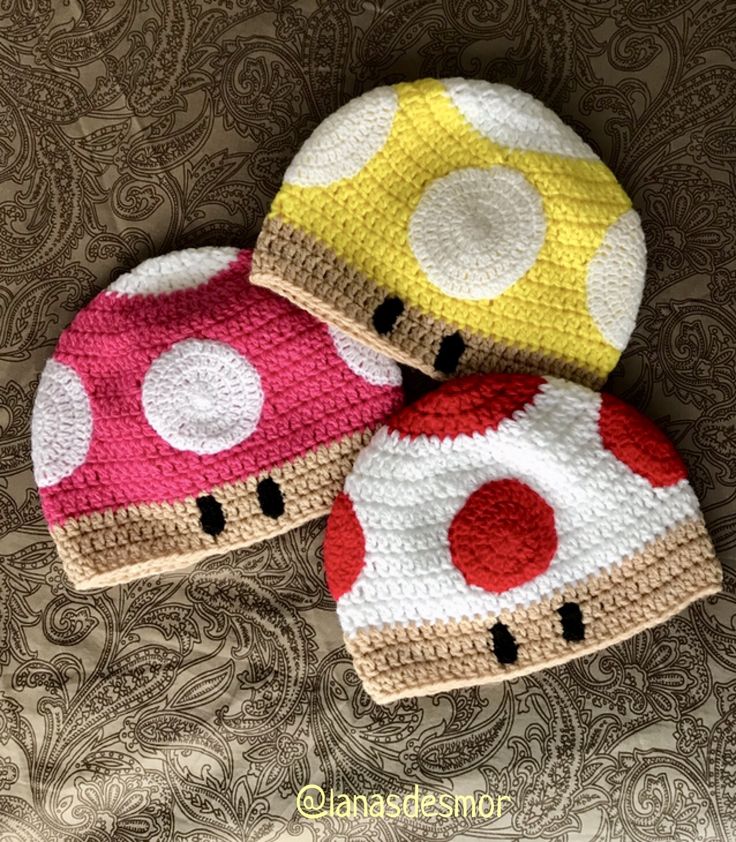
left=271, top=78, right=632, bottom=379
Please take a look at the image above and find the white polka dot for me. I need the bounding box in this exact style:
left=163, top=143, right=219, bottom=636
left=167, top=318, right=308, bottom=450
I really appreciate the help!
left=142, top=339, right=263, bottom=454
left=284, top=87, right=398, bottom=187
left=443, top=78, right=598, bottom=160
left=329, top=326, right=402, bottom=387
left=586, top=210, right=646, bottom=350
left=32, top=360, right=92, bottom=488
left=107, top=247, right=241, bottom=296
left=409, top=166, right=546, bottom=300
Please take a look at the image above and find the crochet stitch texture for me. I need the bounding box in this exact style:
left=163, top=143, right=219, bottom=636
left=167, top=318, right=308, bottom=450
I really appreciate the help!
left=251, top=78, right=647, bottom=388
left=32, top=247, right=403, bottom=589
left=323, top=373, right=721, bottom=703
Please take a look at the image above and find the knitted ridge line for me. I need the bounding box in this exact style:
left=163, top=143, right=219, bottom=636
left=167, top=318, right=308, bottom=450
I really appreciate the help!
left=32, top=248, right=403, bottom=590
left=323, top=373, right=721, bottom=703
left=251, top=78, right=646, bottom=387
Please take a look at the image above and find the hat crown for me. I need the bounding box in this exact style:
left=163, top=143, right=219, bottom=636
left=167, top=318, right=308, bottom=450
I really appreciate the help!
left=252, top=77, right=646, bottom=387
left=323, top=374, right=719, bottom=702
left=33, top=247, right=403, bottom=589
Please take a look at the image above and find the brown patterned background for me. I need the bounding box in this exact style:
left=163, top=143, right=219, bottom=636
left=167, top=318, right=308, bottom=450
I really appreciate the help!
left=1, top=1, right=736, bottom=839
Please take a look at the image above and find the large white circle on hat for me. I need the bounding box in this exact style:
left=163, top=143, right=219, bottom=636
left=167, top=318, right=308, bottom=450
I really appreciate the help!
left=328, top=326, right=402, bottom=387
left=107, top=247, right=240, bottom=296
left=409, top=166, right=546, bottom=300
left=284, top=86, right=398, bottom=187
left=586, top=210, right=646, bottom=350
left=142, top=339, right=264, bottom=454
left=443, top=78, right=598, bottom=160
left=32, top=359, right=93, bottom=488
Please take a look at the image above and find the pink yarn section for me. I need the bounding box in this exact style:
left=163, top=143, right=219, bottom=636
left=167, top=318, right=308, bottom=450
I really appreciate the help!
left=41, top=250, right=402, bottom=525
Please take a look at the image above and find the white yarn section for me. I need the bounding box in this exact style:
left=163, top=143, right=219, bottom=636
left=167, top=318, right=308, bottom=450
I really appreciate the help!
left=586, top=210, right=647, bottom=350
left=337, top=378, right=700, bottom=634
left=443, top=78, right=598, bottom=160
left=142, top=339, right=264, bottom=454
left=329, top=326, right=402, bottom=387
left=107, top=247, right=240, bottom=296
left=32, top=359, right=93, bottom=488
left=408, top=166, right=546, bottom=300
left=284, top=86, right=398, bottom=187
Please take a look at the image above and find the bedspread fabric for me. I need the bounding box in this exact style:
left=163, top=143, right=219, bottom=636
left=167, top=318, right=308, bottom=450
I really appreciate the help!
left=1, top=2, right=735, bottom=840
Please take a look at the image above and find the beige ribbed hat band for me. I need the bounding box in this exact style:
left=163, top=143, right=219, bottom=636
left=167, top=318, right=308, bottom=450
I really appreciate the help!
left=33, top=79, right=720, bottom=701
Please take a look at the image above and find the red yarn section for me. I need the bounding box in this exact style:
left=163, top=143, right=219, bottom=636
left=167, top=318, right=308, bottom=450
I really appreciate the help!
left=324, top=492, right=366, bottom=599
left=449, top=479, right=557, bottom=593
left=388, top=373, right=544, bottom=440
left=598, top=393, right=687, bottom=488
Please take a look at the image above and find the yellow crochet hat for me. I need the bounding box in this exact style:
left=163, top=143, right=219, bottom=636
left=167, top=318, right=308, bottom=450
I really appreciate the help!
left=252, top=78, right=646, bottom=387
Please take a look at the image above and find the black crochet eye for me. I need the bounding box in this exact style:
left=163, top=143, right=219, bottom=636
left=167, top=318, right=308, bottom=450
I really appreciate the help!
left=196, top=495, right=225, bottom=537
left=558, top=602, right=585, bottom=642
left=434, top=331, right=465, bottom=375
left=372, top=296, right=404, bottom=334
left=257, top=477, right=285, bottom=519
left=490, top=621, right=518, bottom=664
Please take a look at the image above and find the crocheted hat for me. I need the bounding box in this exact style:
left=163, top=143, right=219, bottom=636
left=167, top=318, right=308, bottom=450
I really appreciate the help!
left=252, top=78, right=646, bottom=388
left=32, top=247, right=403, bottom=589
left=324, top=373, right=720, bottom=703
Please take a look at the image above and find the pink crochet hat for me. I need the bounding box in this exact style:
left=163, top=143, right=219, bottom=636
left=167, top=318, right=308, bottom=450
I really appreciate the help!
left=32, top=247, right=403, bottom=589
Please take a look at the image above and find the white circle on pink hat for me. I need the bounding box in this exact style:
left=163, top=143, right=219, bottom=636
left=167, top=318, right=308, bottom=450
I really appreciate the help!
left=409, top=166, right=546, bottom=300
left=328, top=326, right=402, bottom=387
left=32, top=359, right=93, bottom=488
left=142, top=339, right=264, bottom=454
left=107, top=247, right=240, bottom=296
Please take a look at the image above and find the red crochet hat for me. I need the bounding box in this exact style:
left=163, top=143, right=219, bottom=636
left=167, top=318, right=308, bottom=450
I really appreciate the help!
left=324, top=373, right=721, bottom=703
left=32, top=247, right=403, bottom=589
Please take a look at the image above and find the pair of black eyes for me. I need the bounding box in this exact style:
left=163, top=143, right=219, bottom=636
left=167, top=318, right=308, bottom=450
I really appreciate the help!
left=372, top=296, right=465, bottom=375
left=197, top=483, right=586, bottom=661
left=196, top=478, right=284, bottom=536
left=490, top=602, right=586, bottom=665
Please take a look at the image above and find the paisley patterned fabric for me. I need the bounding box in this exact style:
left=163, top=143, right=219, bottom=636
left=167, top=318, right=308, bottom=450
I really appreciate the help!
left=1, top=1, right=735, bottom=839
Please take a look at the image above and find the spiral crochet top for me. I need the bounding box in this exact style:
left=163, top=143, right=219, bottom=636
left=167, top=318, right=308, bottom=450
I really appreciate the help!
left=252, top=78, right=646, bottom=388
left=32, top=247, right=403, bottom=589
left=323, top=373, right=721, bottom=703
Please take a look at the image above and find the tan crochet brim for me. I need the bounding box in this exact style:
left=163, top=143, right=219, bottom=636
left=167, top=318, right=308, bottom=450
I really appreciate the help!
left=54, top=430, right=371, bottom=589
left=344, top=517, right=721, bottom=704
left=251, top=216, right=604, bottom=389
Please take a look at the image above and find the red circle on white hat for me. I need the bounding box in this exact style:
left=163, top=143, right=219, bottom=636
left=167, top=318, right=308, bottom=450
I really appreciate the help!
left=598, top=393, right=687, bottom=488
left=388, top=373, right=544, bottom=440
left=324, top=492, right=366, bottom=600
left=449, top=478, right=557, bottom=593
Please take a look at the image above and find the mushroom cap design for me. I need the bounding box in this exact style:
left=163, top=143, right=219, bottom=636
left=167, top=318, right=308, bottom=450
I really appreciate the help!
left=252, top=78, right=646, bottom=387
left=32, top=247, right=403, bottom=588
left=324, top=373, right=720, bottom=703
